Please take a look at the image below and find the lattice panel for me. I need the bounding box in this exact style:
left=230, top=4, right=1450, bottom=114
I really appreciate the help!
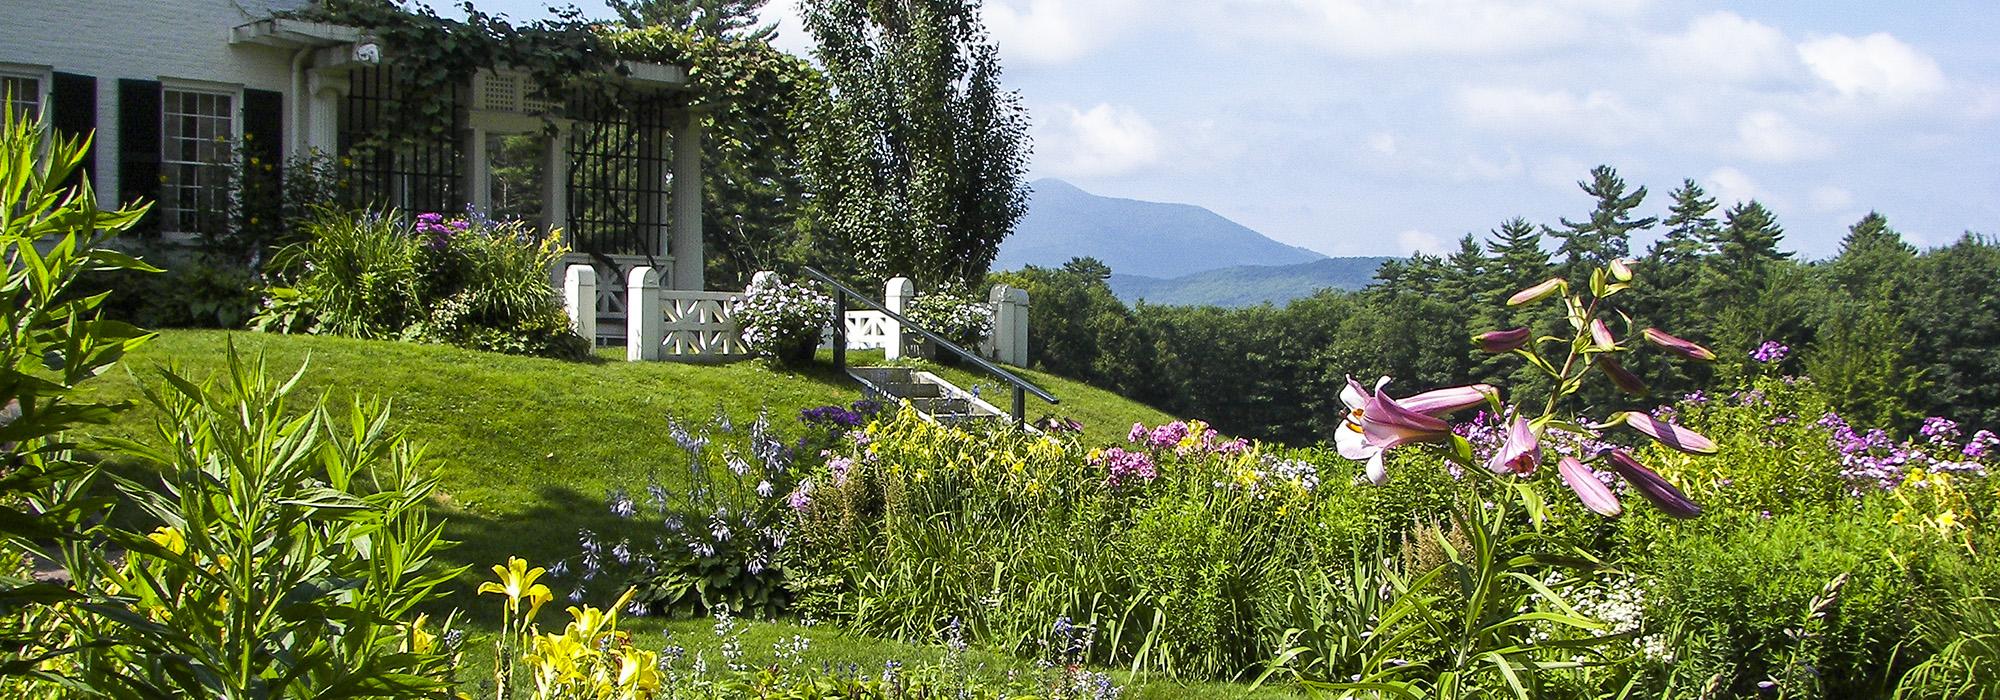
left=473, top=71, right=562, bottom=114
left=843, top=311, right=895, bottom=350
left=660, top=291, right=750, bottom=359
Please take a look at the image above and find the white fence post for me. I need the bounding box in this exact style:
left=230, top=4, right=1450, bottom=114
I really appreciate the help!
left=627, top=266, right=662, bottom=361
left=989, top=284, right=1030, bottom=366
left=884, top=277, right=914, bottom=360
left=563, top=264, right=597, bottom=344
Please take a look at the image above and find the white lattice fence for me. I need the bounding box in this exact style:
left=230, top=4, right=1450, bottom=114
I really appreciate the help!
left=660, top=291, right=750, bottom=361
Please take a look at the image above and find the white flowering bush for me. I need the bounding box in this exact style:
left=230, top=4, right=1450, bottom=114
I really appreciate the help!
left=907, top=288, right=994, bottom=348
left=734, top=275, right=833, bottom=362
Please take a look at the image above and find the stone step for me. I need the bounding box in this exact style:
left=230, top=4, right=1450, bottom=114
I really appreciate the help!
left=880, top=381, right=943, bottom=399
left=853, top=366, right=913, bottom=385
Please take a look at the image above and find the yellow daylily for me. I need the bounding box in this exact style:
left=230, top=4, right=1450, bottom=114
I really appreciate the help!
left=479, top=557, right=553, bottom=616
left=146, top=526, right=186, bottom=556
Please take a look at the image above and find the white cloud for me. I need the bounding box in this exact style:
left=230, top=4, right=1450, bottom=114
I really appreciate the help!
left=1366, top=131, right=1398, bottom=156
left=1797, top=33, right=1945, bottom=105
left=1033, top=103, right=1164, bottom=178
left=1455, top=86, right=1646, bottom=145
left=1704, top=166, right=1765, bottom=208
left=1398, top=229, right=1447, bottom=255
left=1454, top=150, right=1524, bottom=181
left=1732, top=110, right=1831, bottom=162
left=1214, top=0, right=1643, bottom=58
left=982, top=0, right=1146, bottom=64
left=1647, top=11, right=1797, bottom=86
left=1531, top=155, right=1592, bottom=191
left=1809, top=185, right=1854, bottom=213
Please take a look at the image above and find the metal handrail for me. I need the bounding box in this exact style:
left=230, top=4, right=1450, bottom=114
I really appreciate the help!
left=798, top=266, right=1057, bottom=425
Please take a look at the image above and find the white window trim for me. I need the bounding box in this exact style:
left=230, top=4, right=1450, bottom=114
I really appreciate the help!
left=0, top=63, right=54, bottom=131
left=157, top=79, right=245, bottom=241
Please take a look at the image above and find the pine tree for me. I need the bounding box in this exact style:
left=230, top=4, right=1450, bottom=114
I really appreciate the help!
left=1545, top=165, right=1656, bottom=279
left=1650, top=179, right=1717, bottom=268
left=1485, top=217, right=1552, bottom=299
left=1711, top=200, right=1791, bottom=283
left=609, top=0, right=775, bottom=39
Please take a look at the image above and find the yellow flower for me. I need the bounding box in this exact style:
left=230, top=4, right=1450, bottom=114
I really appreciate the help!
left=407, top=613, right=436, bottom=654
left=617, top=648, right=662, bottom=692
left=479, top=557, right=553, bottom=617
left=147, top=526, right=186, bottom=555
left=1937, top=511, right=1959, bottom=531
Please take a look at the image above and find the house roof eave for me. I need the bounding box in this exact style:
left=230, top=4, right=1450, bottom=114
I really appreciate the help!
left=230, top=18, right=363, bottom=49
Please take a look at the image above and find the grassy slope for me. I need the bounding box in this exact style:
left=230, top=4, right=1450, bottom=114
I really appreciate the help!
left=73, top=332, right=1279, bottom=698
left=78, top=331, right=1172, bottom=576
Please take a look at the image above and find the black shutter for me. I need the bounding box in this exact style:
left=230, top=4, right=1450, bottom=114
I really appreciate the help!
left=51, top=72, right=96, bottom=193
left=241, top=89, right=284, bottom=235
left=117, top=79, right=161, bottom=232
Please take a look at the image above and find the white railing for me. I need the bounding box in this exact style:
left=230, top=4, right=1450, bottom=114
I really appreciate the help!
left=560, top=266, right=1027, bottom=365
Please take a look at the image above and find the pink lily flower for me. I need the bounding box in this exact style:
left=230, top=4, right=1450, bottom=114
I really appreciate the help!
left=1476, top=327, right=1531, bottom=353
left=1336, top=377, right=1489, bottom=484
left=1606, top=450, right=1703, bottom=518
left=1615, top=411, right=1718, bottom=454
left=1558, top=456, right=1622, bottom=517
left=1642, top=327, right=1716, bottom=362
left=1486, top=416, right=1540, bottom=475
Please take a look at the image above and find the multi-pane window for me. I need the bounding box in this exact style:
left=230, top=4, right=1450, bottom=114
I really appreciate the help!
left=1, top=74, right=38, bottom=122
left=160, top=88, right=234, bottom=236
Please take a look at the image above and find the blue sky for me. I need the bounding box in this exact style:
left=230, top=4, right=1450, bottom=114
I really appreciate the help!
left=451, top=0, right=2000, bottom=259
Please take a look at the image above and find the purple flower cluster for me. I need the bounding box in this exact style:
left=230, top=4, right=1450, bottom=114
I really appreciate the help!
left=414, top=211, right=471, bottom=250
left=1819, top=412, right=1991, bottom=490
left=1091, top=447, right=1157, bottom=487
left=1750, top=340, right=1790, bottom=364
left=1128, top=419, right=1245, bottom=457
left=801, top=400, right=882, bottom=430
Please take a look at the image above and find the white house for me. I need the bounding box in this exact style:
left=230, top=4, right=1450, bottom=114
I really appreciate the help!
left=0, top=0, right=710, bottom=293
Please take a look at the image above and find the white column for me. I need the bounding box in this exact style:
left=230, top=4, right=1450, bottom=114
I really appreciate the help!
left=563, top=264, right=597, bottom=343
left=669, top=111, right=704, bottom=291
left=305, top=72, right=343, bottom=158
left=883, top=277, right=914, bottom=360
left=626, top=266, right=662, bottom=361
left=989, top=284, right=1030, bottom=366
left=545, top=123, right=570, bottom=233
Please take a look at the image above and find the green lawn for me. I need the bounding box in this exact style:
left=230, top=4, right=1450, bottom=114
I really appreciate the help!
left=73, top=331, right=1271, bottom=697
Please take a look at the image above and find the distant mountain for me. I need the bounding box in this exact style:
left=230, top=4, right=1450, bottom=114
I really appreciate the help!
left=994, top=179, right=1325, bottom=279
left=1109, top=257, right=1394, bottom=307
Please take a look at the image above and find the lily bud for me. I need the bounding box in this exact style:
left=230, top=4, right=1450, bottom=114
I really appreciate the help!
left=1616, top=411, right=1718, bottom=454
left=1558, top=456, right=1622, bottom=517
left=1609, top=258, right=1634, bottom=282
left=1476, top=327, right=1532, bottom=353
left=1507, top=277, right=1565, bottom=306
left=1642, top=327, right=1716, bottom=362
left=1606, top=450, right=1703, bottom=518
left=1596, top=358, right=1649, bottom=396
left=1589, top=319, right=1617, bottom=350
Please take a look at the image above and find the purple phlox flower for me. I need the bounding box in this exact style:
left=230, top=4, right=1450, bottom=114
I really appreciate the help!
left=828, top=455, right=857, bottom=485
left=1921, top=417, right=1962, bottom=443
left=788, top=480, right=814, bottom=511
left=1751, top=340, right=1790, bottom=363
left=1148, top=421, right=1189, bottom=450
left=1964, top=430, right=1998, bottom=459
left=1215, top=437, right=1252, bottom=456
left=1127, top=422, right=1148, bottom=444
left=1093, top=447, right=1157, bottom=487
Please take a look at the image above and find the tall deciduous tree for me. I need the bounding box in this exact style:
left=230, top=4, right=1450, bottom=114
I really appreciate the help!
left=1545, top=165, right=1656, bottom=279
left=609, top=0, right=776, bottom=39
left=799, top=0, right=1031, bottom=288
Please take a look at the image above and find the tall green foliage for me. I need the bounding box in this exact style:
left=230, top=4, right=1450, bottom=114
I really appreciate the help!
left=799, top=0, right=1031, bottom=287
left=0, top=96, right=159, bottom=691
left=608, top=0, right=775, bottom=39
